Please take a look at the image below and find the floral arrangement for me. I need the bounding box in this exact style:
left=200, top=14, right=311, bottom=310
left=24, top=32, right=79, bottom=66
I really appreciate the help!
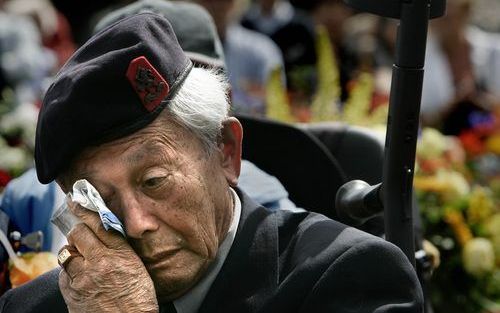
left=264, top=20, right=500, bottom=312
left=414, top=125, right=500, bottom=313
left=265, top=24, right=389, bottom=127
left=0, top=88, right=39, bottom=194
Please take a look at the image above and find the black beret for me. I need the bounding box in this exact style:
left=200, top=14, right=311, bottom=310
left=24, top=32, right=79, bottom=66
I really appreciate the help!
left=35, top=12, right=193, bottom=183
left=94, top=0, right=225, bottom=70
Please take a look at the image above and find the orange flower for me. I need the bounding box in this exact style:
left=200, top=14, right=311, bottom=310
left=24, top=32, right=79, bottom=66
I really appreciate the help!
left=9, top=252, right=58, bottom=288
left=444, top=210, right=473, bottom=247
left=459, top=130, right=485, bottom=156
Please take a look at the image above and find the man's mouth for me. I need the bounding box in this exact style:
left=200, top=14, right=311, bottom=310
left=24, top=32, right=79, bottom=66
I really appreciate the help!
left=141, top=249, right=181, bottom=266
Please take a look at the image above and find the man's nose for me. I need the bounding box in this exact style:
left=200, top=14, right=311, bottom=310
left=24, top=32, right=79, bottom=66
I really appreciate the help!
left=121, top=194, right=159, bottom=239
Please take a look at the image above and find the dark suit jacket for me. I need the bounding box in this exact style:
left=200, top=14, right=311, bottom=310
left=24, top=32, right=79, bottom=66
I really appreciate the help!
left=0, top=189, right=423, bottom=312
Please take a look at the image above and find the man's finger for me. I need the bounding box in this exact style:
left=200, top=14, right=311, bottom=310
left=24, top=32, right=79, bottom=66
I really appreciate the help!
left=57, top=245, right=80, bottom=267
left=58, top=245, right=84, bottom=280
left=67, top=223, right=107, bottom=259
left=59, top=268, right=70, bottom=291
left=67, top=199, right=102, bottom=229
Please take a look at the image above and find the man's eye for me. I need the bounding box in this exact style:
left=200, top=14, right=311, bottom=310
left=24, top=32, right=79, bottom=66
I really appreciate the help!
left=142, top=176, right=166, bottom=188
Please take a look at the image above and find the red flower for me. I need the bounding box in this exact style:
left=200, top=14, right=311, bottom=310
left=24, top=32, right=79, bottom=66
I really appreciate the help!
left=0, top=169, right=12, bottom=187
left=459, top=131, right=485, bottom=156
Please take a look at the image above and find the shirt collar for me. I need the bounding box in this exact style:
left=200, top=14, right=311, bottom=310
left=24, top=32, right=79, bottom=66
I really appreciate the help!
left=173, top=187, right=241, bottom=313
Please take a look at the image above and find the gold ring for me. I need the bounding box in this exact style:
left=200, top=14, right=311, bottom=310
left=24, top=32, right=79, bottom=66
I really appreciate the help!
left=57, top=248, right=75, bottom=267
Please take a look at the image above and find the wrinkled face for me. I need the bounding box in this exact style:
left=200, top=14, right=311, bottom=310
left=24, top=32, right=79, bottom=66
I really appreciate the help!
left=64, top=116, right=235, bottom=301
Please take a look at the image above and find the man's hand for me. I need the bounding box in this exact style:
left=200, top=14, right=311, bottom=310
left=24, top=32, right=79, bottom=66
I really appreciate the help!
left=58, top=200, right=158, bottom=313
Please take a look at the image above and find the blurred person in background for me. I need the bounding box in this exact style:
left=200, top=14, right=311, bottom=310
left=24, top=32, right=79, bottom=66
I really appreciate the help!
left=49, top=0, right=134, bottom=46
left=3, top=0, right=76, bottom=69
left=290, top=0, right=357, bottom=102
left=241, top=0, right=295, bottom=36
left=0, top=169, right=66, bottom=255
left=339, top=14, right=398, bottom=109
left=338, top=1, right=500, bottom=136
left=0, top=0, right=56, bottom=105
left=421, top=0, right=500, bottom=133
left=189, top=0, right=285, bottom=117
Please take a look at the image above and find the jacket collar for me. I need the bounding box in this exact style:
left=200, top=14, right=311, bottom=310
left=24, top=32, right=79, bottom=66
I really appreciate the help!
left=198, top=188, right=279, bottom=312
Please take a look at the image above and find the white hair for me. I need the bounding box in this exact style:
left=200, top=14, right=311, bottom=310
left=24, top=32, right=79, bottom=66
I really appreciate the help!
left=165, top=67, right=231, bottom=152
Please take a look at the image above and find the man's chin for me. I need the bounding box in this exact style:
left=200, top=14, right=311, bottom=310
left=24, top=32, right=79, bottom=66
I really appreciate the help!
left=149, top=258, right=212, bottom=301
left=153, top=273, right=200, bottom=301
left=156, top=284, right=190, bottom=302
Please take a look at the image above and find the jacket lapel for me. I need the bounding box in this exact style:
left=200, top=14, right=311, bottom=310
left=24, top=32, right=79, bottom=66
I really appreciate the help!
left=199, top=189, right=278, bottom=313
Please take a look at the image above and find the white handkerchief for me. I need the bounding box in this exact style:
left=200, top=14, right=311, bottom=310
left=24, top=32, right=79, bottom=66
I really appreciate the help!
left=51, top=179, right=125, bottom=237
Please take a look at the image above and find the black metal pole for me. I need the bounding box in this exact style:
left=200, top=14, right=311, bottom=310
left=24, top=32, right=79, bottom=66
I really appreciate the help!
left=341, top=0, right=446, bottom=267
left=382, top=0, right=430, bottom=267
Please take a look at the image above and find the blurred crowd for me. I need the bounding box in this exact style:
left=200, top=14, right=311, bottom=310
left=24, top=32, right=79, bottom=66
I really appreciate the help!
left=0, top=0, right=498, bottom=137
left=0, top=0, right=498, bottom=131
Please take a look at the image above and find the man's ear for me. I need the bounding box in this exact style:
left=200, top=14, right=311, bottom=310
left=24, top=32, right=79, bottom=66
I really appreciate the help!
left=219, top=117, right=243, bottom=187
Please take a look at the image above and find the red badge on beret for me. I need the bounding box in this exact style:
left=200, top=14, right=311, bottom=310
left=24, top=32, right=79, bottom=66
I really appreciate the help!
left=126, top=56, right=170, bottom=112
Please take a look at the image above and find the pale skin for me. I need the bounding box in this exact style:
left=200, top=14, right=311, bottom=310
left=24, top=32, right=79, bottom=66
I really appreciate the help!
left=57, top=115, right=243, bottom=312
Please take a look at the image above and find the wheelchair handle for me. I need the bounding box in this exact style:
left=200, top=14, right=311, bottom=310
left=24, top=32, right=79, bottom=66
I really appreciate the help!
left=335, top=181, right=383, bottom=226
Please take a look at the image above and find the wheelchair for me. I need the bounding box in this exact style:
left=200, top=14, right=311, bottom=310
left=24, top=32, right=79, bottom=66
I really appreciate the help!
left=237, top=113, right=434, bottom=312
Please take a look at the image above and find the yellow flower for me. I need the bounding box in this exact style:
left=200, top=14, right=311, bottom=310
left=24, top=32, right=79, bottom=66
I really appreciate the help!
left=417, top=128, right=448, bottom=159
left=485, top=134, right=500, bottom=154
left=467, top=186, right=495, bottom=224
left=368, top=105, right=389, bottom=127
left=486, top=214, right=500, bottom=265
left=462, top=238, right=496, bottom=277
left=265, top=66, right=295, bottom=123
left=444, top=210, right=473, bottom=247
left=414, top=175, right=451, bottom=193
left=486, top=213, right=500, bottom=238
left=343, top=72, right=374, bottom=126
left=492, top=236, right=500, bottom=267
left=414, top=169, right=470, bottom=201
left=310, top=24, right=340, bottom=122
left=439, top=170, right=471, bottom=199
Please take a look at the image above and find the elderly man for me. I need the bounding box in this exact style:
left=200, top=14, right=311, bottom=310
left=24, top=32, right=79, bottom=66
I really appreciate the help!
left=0, top=10, right=423, bottom=313
left=0, top=0, right=295, bottom=262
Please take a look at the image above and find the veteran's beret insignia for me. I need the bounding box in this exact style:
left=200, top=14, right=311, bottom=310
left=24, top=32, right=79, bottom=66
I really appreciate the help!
left=126, top=56, right=170, bottom=112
